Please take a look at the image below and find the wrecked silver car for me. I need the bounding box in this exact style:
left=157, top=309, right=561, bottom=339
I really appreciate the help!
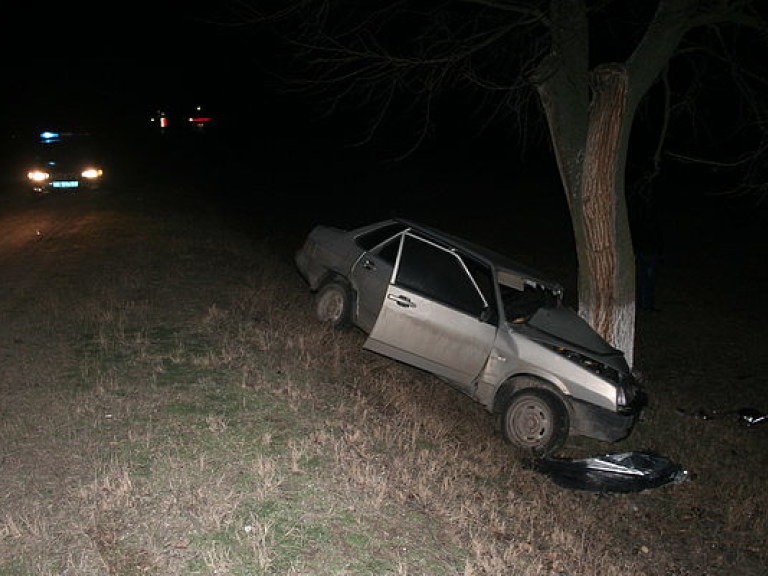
left=295, top=218, right=645, bottom=455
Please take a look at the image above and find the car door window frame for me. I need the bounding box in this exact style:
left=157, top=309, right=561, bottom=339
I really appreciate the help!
left=354, top=223, right=407, bottom=251
left=372, top=233, right=402, bottom=267
left=392, top=232, right=491, bottom=319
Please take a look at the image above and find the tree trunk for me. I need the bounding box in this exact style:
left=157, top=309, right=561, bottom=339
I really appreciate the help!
left=532, top=0, right=701, bottom=369
left=532, top=2, right=637, bottom=366
left=574, top=64, right=636, bottom=367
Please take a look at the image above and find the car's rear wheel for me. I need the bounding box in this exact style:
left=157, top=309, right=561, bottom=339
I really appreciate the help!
left=501, top=388, right=568, bottom=456
left=315, top=280, right=352, bottom=328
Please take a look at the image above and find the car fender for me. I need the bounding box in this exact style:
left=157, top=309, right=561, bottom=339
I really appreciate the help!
left=491, top=374, right=573, bottom=418
left=475, top=330, right=570, bottom=411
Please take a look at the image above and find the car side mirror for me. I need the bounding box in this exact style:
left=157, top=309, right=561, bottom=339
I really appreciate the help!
left=479, top=306, right=492, bottom=323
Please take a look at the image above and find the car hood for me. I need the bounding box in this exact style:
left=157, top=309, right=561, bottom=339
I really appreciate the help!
left=516, top=305, right=630, bottom=373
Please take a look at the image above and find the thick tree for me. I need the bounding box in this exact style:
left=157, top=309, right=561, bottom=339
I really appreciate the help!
left=233, top=0, right=767, bottom=367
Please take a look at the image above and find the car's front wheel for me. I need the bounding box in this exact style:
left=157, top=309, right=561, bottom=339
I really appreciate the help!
left=501, top=388, right=568, bottom=456
left=314, top=280, right=352, bottom=328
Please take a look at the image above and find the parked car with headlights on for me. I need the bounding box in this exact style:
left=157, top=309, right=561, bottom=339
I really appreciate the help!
left=26, top=130, right=104, bottom=192
left=295, top=218, right=645, bottom=455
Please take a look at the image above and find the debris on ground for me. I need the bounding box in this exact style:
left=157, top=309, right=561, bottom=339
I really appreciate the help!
left=531, top=451, right=688, bottom=493
left=676, top=407, right=767, bottom=427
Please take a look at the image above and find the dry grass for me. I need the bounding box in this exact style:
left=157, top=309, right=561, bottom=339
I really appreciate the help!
left=1, top=187, right=766, bottom=575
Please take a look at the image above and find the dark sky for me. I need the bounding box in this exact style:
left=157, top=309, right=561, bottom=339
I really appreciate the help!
left=4, top=4, right=272, bottom=134
left=5, top=2, right=766, bottom=177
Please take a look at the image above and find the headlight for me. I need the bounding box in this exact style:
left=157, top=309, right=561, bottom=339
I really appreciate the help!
left=616, top=386, right=628, bottom=407
left=617, top=376, right=646, bottom=413
left=27, top=170, right=49, bottom=182
left=81, top=168, right=103, bottom=179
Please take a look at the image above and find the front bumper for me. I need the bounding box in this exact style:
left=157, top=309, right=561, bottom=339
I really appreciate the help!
left=569, top=397, right=643, bottom=443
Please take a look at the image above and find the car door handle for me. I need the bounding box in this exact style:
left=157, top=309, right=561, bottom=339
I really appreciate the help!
left=388, top=294, right=416, bottom=308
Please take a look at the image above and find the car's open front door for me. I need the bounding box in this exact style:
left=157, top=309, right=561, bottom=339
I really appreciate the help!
left=363, top=233, right=496, bottom=387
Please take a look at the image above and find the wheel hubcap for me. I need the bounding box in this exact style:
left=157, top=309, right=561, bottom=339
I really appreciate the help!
left=318, top=290, right=343, bottom=322
left=509, top=399, right=552, bottom=445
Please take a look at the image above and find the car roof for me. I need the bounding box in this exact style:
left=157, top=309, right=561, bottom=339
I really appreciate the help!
left=386, top=218, right=563, bottom=293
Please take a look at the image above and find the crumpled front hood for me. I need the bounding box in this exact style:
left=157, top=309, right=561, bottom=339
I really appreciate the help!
left=517, top=305, right=630, bottom=373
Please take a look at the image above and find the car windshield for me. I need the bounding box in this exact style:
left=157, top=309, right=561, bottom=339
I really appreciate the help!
left=35, top=138, right=96, bottom=160
left=501, top=282, right=559, bottom=323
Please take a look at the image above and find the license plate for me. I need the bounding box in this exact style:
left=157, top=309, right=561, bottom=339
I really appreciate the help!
left=52, top=181, right=79, bottom=188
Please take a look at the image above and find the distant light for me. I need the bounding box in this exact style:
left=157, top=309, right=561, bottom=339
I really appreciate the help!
left=189, top=117, right=212, bottom=123
left=40, top=130, right=61, bottom=143
left=160, top=117, right=168, bottom=128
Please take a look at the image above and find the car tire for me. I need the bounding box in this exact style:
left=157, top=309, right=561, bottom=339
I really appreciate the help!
left=501, top=388, right=568, bottom=456
left=314, top=280, right=352, bottom=328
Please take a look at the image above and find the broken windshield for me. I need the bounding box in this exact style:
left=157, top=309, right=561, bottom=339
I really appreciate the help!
left=501, top=283, right=559, bottom=323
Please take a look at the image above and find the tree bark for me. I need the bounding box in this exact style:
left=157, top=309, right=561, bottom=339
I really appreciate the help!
left=576, top=64, right=636, bottom=367
left=530, top=0, right=589, bottom=205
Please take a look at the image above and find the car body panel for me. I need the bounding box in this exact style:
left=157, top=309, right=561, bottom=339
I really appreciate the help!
left=523, top=306, right=629, bottom=372
left=365, top=284, right=497, bottom=386
left=349, top=251, right=393, bottom=333
left=295, top=225, right=363, bottom=289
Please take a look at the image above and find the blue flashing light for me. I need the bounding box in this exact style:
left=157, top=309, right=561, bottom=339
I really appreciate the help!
left=40, top=131, right=61, bottom=143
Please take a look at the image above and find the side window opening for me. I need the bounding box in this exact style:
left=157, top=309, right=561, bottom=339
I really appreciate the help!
left=375, top=235, right=401, bottom=266
left=461, top=254, right=497, bottom=324
left=395, top=235, right=486, bottom=317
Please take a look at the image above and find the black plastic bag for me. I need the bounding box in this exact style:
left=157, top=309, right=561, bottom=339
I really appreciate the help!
left=532, top=451, right=688, bottom=493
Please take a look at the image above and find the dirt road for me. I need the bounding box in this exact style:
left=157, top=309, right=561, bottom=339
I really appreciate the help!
left=0, top=189, right=123, bottom=385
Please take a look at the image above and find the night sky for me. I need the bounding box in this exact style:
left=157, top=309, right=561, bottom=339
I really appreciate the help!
left=4, top=3, right=522, bottom=160
left=4, top=2, right=767, bottom=210
left=5, top=4, right=276, bottom=136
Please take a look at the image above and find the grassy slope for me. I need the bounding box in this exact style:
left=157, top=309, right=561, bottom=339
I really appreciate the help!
left=0, top=184, right=765, bottom=575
